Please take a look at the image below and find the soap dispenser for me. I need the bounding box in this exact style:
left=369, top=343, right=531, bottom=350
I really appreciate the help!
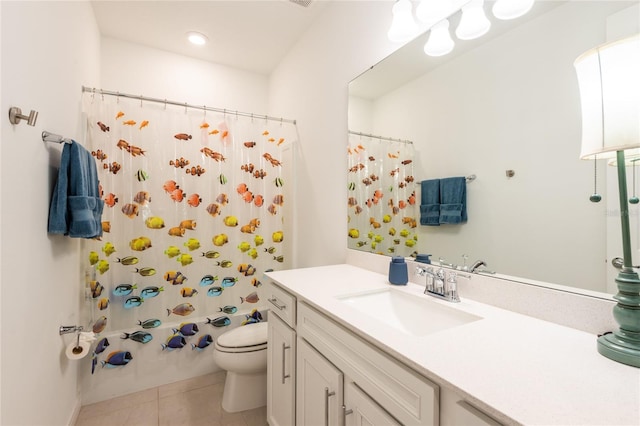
left=388, top=256, right=408, bottom=285
left=415, top=254, right=432, bottom=264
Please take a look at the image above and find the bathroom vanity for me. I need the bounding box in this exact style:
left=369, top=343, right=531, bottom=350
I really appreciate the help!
left=265, top=264, right=640, bottom=426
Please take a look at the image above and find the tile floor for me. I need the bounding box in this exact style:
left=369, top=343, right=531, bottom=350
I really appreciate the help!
left=74, top=372, right=267, bottom=426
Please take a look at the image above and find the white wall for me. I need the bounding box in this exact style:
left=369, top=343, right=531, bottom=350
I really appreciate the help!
left=361, top=1, right=635, bottom=291
left=0, top=1, right=100, bottom=425
left=268, top=0, right=400, bottom=268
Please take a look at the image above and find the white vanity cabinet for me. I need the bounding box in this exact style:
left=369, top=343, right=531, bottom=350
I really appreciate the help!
left=266, top=282, right=297, bottom=426
left=344, top=380, right=401, bottom=426
left=296, top=337, right=344, bottom=425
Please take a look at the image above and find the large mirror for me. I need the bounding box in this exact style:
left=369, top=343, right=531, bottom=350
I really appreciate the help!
left=348, top=0, right=640, bottom=295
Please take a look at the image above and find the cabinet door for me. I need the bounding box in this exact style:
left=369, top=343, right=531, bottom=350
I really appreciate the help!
left=344, top=381, right=401, bottom=426
left=267, top=314, right=296, bottom=426
left=296, top=337, right=343, bottom=426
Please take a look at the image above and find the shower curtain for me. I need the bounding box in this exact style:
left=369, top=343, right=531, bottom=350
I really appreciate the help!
left=347, top=133, right=418, bottom=257
left=81, top=92, right=294, bottom=373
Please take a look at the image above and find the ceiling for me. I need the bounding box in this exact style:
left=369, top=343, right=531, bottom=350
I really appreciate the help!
left=90, top=0, right=332, bottom=75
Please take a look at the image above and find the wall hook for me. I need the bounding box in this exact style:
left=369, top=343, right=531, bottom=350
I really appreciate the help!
left=8, top=107, right=38, bottom=126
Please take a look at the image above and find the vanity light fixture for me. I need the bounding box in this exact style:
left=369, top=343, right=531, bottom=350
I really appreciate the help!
left=388, top=0, right=420, bottom=43
left=424, top=19, right=455, bottom=57
left=492, top=0, right=535, bottom=20
left=455, top=0, right=491, bottom=40
left=186, top=31, right=208, bottom=46
left=575, top=34, right=640, bottom=368
left=416, top=0, right=455, bottom=27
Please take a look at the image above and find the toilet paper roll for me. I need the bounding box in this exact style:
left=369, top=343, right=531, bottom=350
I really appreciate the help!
left=65, top=340, right=91, bottom=360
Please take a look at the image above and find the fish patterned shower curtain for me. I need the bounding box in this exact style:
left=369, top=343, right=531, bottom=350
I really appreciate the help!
left=81, top=92, right=294, bottom=371
left=347, top=133, right=418, bottom=257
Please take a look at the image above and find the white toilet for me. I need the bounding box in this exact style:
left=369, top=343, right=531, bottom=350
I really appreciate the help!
left=213, top=322, right=269, bottom=413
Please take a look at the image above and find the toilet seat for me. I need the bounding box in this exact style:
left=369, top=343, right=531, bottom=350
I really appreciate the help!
left=215, top=322, right=268, bottom=353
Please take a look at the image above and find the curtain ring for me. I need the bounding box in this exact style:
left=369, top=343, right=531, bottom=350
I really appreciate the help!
left=164, top=99, right=167, bottom=110
left=100, top=89, right=104, bottom=101
left=116, top=91, right=120, bottom=104
left=140, top=95, right=143, bottom=108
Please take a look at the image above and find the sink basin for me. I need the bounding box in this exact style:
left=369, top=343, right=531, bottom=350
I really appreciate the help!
left=338, top=288, right=482, bottom=337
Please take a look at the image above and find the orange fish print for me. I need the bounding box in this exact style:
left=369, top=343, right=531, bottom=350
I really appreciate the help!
left=221, top=130, right=229, bottom=139
left=241, top=163, right=255, bottom=173
left=175, top=133, right=192, bottom=140
left=200, top=122, right=210, bottom=129
left=170, top=189, right=185, bottom=202
left=185, top=165, right=206, bottom=176
left=168, top=227, right=185, bottom=237
left=121, top=203, right=139, bottom=218
left=123, top=120, right=136, bottom=126
left=116, top=139, right=130, bottom=151
left=268, top=138, right=275, bottom=143
left=244, top=141, right=256, bottom=148
left=104, top=193, right=118, bottom=207
left=139, top=120, right=149, bottom=130
left=127, top=145, right=146, bottom=157
left=278, top=138, right=285, bottom=146
left=253, top=169, right=267, bottom=179
left=398, top=200, right=407, bottom=209
left=208, top=129, right=219, bottom=135
left=187, top=194, right=202, bottom=207
left=237, top=183, right=248, bottom=195
left=401, top=159, right=412, bottom=165
left=253, top=195, right=264, bottom=207
left=169, top=157, right=189, bottom=168
left=242, top=191, right=254, bottom=203
left=104, top=162, right=121, bottom=174
left=388, top=152, right=399, bottom=159
left=262, top=130, right=269, bottom=136
left=249, top=218, right=260, bottom=228
left=163, top=180, right=179, bottom=193
left=92, top=149, right=107, bottom=162
left=267, top=204, right=277, bottom=215
left=115, top=111, right=124, bottom=119
left=97, top=122, right=110, bottom=132
left=102, top=221, right=111, bottom=233
left=179, top=219, right=197, bottom=230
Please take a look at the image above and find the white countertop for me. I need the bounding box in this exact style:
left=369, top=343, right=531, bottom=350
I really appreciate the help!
left=266, top=264, right=640, bottom=426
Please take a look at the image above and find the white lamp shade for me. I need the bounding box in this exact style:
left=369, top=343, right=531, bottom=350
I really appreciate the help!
left=456, top=0, right=491, bottom=40
left=424, top=19, right=455, bottom=57
left=492, top=0, right=535, bottom=20
left=388, top=0, right=419, bottom=43
left=575, top=34, right=640, bottom=161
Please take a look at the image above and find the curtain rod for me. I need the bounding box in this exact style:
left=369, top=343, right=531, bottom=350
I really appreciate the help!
left=82, top=86, right=296, bottom=125
left=348, top=130, right=413, bottom=145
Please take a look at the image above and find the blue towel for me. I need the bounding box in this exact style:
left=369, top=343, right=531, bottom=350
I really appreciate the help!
left=439, top=177, right=467, bottom=224
left=48, top=141, right=104, bottom=238
left=420, top=179, right=440, bottom=226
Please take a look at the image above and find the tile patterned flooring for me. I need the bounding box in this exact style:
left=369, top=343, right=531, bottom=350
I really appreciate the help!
left=74, top=372, right=267, bottom=426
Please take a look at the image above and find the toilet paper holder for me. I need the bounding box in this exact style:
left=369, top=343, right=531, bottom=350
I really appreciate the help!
left=59, top=325, right=83, bottom=335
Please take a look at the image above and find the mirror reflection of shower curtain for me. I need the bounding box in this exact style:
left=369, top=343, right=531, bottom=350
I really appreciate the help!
left=81, top=92, right=295, bottom=347
left=347, top=134, right=418, bottom=257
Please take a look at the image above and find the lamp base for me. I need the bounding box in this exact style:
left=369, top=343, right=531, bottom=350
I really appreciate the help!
left=597, top=269, right=640, bottom=368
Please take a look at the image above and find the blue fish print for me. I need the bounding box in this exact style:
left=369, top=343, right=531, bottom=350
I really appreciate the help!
left=199, top=274, right=218, bottom=287
left=113, top=284, right=137, bottom=296
left=221, top=277, right=237, bottom=288
left=161, top=334, right=186, bottom=351
left=124, top=296, right=144, bottom=309
left=207, top=286, right=223, bottom=297
left=243, top=317, right=260, bottom=325
left=247, top=309, right=263, bottom=322
left=191, top=334, right=213, bottom=351
left=91, top=354, right=98, bottom=374
left=94, top=337, right=110, bottom=355
left=121, top=331, right=153, bottom=344
left=101, top=351, right=133, bottom=368
left=206, top=316, right=231, bottom=328
left=140, top=286, right=164, bottom=298
left=173, top=322, right=199, bottom=336
left=218, top=305, right=237, bottom=314
left=138, top=318, right=162, bottom=329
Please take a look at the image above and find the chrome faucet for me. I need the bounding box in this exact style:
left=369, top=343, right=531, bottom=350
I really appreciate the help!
left=469, top=260, right=487, bottom=273
left=416, top=266, right=460, bottom=303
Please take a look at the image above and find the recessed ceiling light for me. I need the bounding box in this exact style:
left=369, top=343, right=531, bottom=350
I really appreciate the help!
left=186, top=31, right=208, bottom=46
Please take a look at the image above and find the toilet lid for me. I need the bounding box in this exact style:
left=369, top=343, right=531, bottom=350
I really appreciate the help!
left=216, top=322, right=268, bottom=348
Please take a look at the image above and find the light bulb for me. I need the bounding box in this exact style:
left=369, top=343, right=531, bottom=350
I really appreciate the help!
left=186, top=31, right=208, bottom=46
left=456, top=0, right=491, bottom=40
left=387, top=0, right=419, bottom=43
left=416, top=0, right=455, bottom=27
left=492, top=0, right=535, bottom=20
left=424, top=19, right=455, bottom=57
